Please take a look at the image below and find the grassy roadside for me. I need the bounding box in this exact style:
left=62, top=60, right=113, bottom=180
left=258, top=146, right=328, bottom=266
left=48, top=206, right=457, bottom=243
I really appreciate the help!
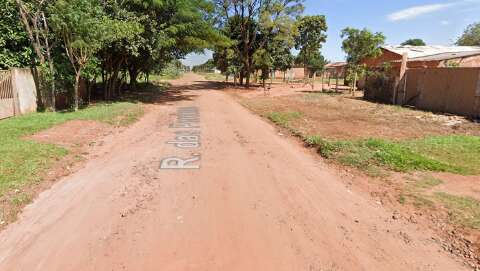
left=0, top=102, right=143, bottom=198
left=264, top=110, right=480, bottom=230
left=265, top=111, right=480, bottom=176
left=198, top=72, right=226, bottom=81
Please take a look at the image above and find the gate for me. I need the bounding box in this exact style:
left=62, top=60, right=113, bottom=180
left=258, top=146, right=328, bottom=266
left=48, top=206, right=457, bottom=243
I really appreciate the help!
left=0, top=71, right=15, bottom=119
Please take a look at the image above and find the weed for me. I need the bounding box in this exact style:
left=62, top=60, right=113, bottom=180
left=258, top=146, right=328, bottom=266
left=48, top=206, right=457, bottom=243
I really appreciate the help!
left=266, top=111, right=303, bottom=129
left=434, top=192, right=480, bottom=229
left=0, top=102, right=143, bottom=197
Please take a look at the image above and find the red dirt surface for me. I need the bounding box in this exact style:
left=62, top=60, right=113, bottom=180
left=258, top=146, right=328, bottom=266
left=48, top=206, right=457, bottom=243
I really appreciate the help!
left=28, top=120, right=112, bottom=147
left=0, top=74, right=471, bottom=270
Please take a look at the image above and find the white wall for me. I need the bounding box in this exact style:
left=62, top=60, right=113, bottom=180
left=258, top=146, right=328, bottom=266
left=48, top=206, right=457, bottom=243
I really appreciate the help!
left=11, top=68, right=37, bottom=115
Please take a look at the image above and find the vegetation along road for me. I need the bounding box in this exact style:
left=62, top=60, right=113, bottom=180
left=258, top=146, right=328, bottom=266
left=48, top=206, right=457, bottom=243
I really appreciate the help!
left=0, top=74, right=468, bottom=270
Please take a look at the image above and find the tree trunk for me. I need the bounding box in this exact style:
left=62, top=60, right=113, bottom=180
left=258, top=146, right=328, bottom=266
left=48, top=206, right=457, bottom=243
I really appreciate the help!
left=312, top=72, right=316, bottom=90
left=245, top=68, right=250, bottom=88
left=352, top=72, right=357, bottom=97
left=321, top=72, right=324, bottom=92
left=239, top=71, right=244, bottom=85
left=73, top=69, right=82, bottom=111
left=129, top=68, right=138, bottom=91
left=335, top=73, right=339, bottom=93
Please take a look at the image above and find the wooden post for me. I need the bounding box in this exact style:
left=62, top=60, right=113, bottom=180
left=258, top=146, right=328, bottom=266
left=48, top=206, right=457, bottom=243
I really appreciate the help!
left=394, top=52, right=408, bottom=104
left=335, top=71, right=339, bottom=93
left=321, top=72, right=324, bottom=92
left=352, top=72, right=357, bottom=97
left=312, top=72, right=316, bottom=90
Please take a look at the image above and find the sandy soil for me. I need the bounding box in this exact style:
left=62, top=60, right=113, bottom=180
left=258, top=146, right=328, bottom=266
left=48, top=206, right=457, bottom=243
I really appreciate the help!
left=0, top=73, right=470, bottom=270
left=28, top=120, right=113, bottom=148
left=236, top=87, right=480, bottom=141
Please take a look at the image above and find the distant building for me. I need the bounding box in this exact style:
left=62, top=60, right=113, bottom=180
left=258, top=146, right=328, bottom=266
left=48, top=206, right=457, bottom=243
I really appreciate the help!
left=362, top=45, right=480, bottom=70
left=325, top=62, right=347, bottom=77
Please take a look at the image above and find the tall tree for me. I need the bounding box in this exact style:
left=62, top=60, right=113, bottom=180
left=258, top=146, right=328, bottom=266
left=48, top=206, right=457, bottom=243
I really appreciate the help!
left=214, top=0, right=303, bottom=88
left=0, top=0, right=32, bottom=69
left=271, top=42, right=294, bottom=81
left=253, top=48, right=273, bottom=90
left=49, top=0, right=141, bottom=110
left=457, top=22, right=480, bottom=46
left=401, top=38, right=426, bottom=46
left=15, top=0, right=57, bottom=110
left=294, top=15, right=327, bottom=82
left=341, top=27, right=385, bottom=96
left=306, top=51, right=327, bottom=90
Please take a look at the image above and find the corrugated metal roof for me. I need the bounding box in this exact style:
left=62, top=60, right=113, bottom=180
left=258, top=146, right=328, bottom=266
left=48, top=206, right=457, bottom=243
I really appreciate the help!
left=325, top=62, right=346, bottom=68
left=382, top=45, right=480, bottom=59
left=408, top=51, right=480, bottom=61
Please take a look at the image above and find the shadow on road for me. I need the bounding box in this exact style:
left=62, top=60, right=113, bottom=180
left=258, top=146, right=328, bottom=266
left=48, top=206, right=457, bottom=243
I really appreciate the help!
left=120, top=82, right=198, bottom=105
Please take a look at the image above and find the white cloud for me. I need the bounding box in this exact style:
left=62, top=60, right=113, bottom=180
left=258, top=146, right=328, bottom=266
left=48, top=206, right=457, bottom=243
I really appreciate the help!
left=440, top=20, right=451, bottom=25
left=387, top=3, right=456, bottom=21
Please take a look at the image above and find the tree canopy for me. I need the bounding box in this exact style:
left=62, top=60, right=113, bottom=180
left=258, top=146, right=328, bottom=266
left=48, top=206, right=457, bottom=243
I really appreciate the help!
left=401, top=38, right=426, bottom=46
left=0, top=0, right=32, bottom=69
left=4, top=0, right=222, bottom=110
left=341, top=27, right=385, bottom=94
left=457, top=22, right=480, bottom=46
left=212, top=0, right=304, bottom=87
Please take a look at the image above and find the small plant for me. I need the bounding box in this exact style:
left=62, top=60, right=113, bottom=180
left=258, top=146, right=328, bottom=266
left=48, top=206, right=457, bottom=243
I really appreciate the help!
left=435, top=192, right=480, bottom=229
left=266, top=111, right=303, bottom=128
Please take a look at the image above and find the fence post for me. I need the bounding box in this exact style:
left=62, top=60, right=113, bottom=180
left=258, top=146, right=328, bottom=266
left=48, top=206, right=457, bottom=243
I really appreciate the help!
left=393, top=53, right=408, bottom=105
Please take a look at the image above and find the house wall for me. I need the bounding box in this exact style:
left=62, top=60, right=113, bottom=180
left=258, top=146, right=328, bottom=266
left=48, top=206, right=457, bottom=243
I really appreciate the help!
left=274, top=67, right=305, bottom=80
left=11, top=68, right=37, bottom=115
left=437, top=55, right=480, bottom=67
left=366, top=67, right=480, bottom=117
left=362, top=49, right=402, bottom=68
left=404, top=68, right=480, bottom=117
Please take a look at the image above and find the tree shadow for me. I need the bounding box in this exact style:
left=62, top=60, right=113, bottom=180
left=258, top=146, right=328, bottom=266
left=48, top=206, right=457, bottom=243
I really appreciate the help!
left=119, top=82, right=198, bottom=104
left=297, top=90, right=344, bottom=95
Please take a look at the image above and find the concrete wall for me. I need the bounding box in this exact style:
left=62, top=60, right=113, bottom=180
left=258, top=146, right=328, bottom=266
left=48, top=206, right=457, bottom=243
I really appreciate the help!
left=404, top=68, right=480, bottom=117
left=366, top=67, right=480, bottom=117
left=274, top=67, right=305, bottom=80
left=11, top=68, right=37, bottom=115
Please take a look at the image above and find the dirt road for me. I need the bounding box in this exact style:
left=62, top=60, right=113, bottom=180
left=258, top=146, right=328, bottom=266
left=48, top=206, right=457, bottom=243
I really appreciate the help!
left=0, top=74, right=469, bottom=270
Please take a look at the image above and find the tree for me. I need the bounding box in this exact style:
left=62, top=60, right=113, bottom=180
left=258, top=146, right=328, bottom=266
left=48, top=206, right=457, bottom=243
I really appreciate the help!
left=214, top=0, right=303, bottom=88
left=401, top=38, right=426, bottom=46
left=49, top=0, right=141, bottom=111
left=15, top=0, right=57, bottom=110
left=253, top=48, right=273, bottom=90
left=306, top=51, right=327, bottom=90
left=213, top=47, right=237, bottom=82
left=0, top=0, right=32, bottom=70
left=341, top=27, right=385, bottom=96
left=294, top=15, right=328, bottom=83
left=457, top=22, right=480, bottom=46
left=271, top=43, right=294, bottom=82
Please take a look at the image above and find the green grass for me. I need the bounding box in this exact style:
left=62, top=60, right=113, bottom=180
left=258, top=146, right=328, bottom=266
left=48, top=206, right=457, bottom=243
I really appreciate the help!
left=412, top=175, right=444, bottom=189
left=0, top=102, right=143, bottom=196
left=434, top=192, right=480, bottom=229
left=262, top=109, right=479, bottom=176
left=266, top=111, right=303, bottom=129
left=304, top=136, right=480, bottom=175
left=199, top=72, right=226, bottom=81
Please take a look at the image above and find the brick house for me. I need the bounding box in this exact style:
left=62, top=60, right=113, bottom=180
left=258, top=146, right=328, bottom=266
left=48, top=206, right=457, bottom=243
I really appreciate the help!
left=362, top=45, right=480, bottom=70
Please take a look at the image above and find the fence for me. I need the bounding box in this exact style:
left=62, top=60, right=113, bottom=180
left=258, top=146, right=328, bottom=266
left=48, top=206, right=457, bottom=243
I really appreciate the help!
left=0, top=68, right=38, bottom=120
left=365, top=67, right=480, bottom=118
left=0, top=71, right=15, bottom=119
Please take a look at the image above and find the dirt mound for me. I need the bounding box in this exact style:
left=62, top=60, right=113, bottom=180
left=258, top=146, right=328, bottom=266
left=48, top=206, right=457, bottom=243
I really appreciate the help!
left=28, top=120, right=112, bottom=148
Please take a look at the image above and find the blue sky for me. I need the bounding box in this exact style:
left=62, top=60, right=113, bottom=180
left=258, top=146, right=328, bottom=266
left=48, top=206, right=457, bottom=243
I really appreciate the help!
left=182, top=0, right=480, bottom=66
